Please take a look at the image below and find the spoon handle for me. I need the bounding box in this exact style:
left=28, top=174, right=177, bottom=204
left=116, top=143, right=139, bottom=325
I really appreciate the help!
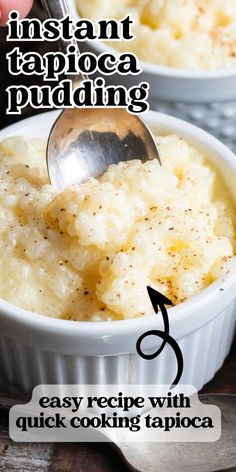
left=40, top=0, right=88, bottom=82
left=216, top=468, right=236, bottom=472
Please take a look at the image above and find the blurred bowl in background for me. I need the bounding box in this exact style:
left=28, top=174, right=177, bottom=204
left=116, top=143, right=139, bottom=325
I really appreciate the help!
left=67, top=0, right=236, bottom=152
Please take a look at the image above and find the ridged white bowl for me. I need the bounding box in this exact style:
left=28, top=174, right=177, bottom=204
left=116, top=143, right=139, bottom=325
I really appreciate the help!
left=0, top=110, right=236, bottom=394
left=67, top=0, right=236, bottom=152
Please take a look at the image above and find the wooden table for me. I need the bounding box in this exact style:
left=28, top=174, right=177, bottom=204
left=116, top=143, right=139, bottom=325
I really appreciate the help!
left=0, top=338, right=235, bottom=471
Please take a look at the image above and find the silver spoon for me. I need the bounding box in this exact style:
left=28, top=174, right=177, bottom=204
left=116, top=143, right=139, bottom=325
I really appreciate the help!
left=113, top=394, right=236, bottom=472
left=4, top=393, right=236, bottom=472
left=41, top=0, right=161, bottom=190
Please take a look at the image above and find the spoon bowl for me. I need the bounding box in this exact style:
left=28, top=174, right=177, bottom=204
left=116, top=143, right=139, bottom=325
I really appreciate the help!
left=115, top=395, right=236, bottom=472
left=47, top=107, right=160, bottom=189
left=41, top=0, right=161, bottom=190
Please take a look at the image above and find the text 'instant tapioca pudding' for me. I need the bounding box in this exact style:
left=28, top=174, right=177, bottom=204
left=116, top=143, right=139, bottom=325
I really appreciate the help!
left=0, top=134, right=235, bottom=321
left=78, top=0, right=236, bottom=69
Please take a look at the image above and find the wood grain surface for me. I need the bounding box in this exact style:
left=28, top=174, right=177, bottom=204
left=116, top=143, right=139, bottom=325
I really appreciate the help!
left=0, top=338, right=235, bottom=472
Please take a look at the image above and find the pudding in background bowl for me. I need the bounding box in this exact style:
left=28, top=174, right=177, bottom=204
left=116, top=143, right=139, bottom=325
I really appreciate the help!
left=0, top=110, right=235, bottom=393
left=78, top=0, right=236, bottom=70
left=68, top=0, right=236, bottom=151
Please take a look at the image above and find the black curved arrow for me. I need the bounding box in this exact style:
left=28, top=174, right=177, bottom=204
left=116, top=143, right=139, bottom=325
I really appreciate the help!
left=136, top=286, right=183, bottom=388
left=146, top=286, right=172, bottom=358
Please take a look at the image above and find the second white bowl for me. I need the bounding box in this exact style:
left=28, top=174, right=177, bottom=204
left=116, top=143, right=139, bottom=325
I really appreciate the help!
left=67, top=0, right=236, bottom=152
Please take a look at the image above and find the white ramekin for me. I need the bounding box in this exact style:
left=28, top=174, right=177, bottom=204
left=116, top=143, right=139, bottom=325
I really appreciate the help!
left=0, top=110, right=236, bottom=394
left=67, top=0, right=236, bottom=152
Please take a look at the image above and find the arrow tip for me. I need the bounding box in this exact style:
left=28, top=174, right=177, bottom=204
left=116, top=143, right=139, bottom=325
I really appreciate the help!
left=147, top=286, right=173, bottom=313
